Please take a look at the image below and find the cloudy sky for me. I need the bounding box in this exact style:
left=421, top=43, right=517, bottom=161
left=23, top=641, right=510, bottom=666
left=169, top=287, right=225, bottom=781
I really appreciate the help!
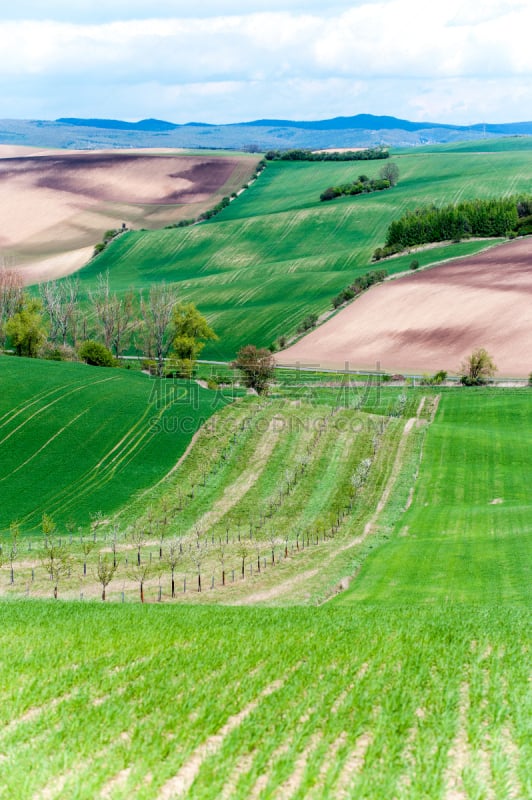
left=0, top=0, right=530, bottom=124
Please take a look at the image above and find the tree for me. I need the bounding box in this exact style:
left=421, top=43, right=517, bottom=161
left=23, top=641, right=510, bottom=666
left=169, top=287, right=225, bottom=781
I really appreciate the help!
left=170, top=302, right=218, bottom=377
left=232, top=345, right=276, bottom=394
left=140, top=283, right=178, bottom=377
left=0, top=266, right=24, bottom=349
left=78, top=340, right=115, bottom=367
left=5, top=296, right=48, bottom=357
left=460, top=348, right=497, bottom=385
left=96, top=555, right=118, bottom=601
left=40, top=277, right=80, bottom=346
left=165, top=538, right=183, bottom=598
left=40, top=535, right=73, bottom=599
left=379, top=161, right=399, bottom=187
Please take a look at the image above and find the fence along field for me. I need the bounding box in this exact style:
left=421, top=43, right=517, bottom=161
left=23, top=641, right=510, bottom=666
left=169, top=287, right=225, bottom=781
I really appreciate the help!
left=74, top=142, right=532, bottom=360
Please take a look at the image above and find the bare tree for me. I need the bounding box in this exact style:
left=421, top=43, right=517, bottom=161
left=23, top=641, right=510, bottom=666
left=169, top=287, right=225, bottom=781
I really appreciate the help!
left=216, top=541, right=227, bottom=586
left=126, top=561, right=153, bottom=603
left=96, top=555, right=119, bottom=601
left=8, top=521, right=20, bottom=585
left=90, top=271, right=116, bottom=350
left=165, top=538, right=183, bottom=598
left=0, top=266, right=24, bottom=348
left=78, top=527, right=95, bottom=576
left=39, top=278, right=79, bottom=346
left=129, top=522, right=147, bottom=567
left=140, top=283, right=177, bottom=377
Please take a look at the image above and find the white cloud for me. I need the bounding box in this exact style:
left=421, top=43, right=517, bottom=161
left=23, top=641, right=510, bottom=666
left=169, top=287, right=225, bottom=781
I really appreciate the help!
left=0, top=1, right=529, bottom=122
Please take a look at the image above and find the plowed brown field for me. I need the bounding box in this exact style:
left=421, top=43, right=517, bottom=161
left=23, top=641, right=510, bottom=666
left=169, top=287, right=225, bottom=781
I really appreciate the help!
left=0, top=147, right=256, bottom=283
left=278, top=238, right=532, bottom=377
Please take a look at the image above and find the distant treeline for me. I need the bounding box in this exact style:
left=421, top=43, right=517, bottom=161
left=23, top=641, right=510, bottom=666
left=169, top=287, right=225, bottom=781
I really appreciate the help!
left=320, top=176, right=391, bottom=202
left=374, top=196, right=532, bottom=259
left=332, top=269, right=388, bottom=309
left=265, top=147, right=389, bottom=162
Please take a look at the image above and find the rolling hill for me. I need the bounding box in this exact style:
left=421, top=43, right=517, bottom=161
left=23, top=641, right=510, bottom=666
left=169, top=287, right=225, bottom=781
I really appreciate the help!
left=73, top=141, right=532, bottom=365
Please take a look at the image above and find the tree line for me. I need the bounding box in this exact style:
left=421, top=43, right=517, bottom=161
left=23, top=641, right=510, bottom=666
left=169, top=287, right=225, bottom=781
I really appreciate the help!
left=320, top=162, right=399, bottom=202
left=0, top=269, right=218, bottom=378
left=374, top=195, right=532, bottom=259
left=264, top=147, right=389, bottom=162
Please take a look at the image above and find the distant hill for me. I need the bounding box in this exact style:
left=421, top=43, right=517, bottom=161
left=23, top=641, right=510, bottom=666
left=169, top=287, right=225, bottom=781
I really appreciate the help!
left=0, top=114, right=531, bottom=150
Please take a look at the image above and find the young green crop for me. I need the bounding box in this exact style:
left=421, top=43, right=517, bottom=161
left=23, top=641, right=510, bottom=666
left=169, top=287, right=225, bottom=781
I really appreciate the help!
left=71, top=145, right=532, bottom=359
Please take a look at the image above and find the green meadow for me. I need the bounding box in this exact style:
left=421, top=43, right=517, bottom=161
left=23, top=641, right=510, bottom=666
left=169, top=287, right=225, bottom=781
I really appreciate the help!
left=338, top=388, right=532, bottom=606
left=73, top=145, right=532, bottom=359
left=0, top=357, right=230, bottom=530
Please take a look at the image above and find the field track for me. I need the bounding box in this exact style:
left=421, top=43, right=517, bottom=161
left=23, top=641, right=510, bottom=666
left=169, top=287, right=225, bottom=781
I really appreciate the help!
left=279, top=238, right=532, bottom=377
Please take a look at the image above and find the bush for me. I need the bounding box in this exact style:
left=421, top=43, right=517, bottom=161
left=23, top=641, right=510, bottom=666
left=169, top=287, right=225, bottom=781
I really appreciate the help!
left=78, top=340, right=116, bottom=367
left=141, top=358, right=157, bottom=375
left=39, top=343, right=78, bottom=362
left=410, top=259, right=420, bottom=270
left=528, top=372, right=532, bottom=387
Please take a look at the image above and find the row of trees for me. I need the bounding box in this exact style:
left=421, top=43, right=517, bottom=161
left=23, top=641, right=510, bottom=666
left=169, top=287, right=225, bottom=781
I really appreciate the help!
left=0, top=268, right=219, bottom=377
left=332, top=269, right=388, bottom=309
left=265, top=147, right=389, bottom=162
left=375, top=196, right=532, bottom=258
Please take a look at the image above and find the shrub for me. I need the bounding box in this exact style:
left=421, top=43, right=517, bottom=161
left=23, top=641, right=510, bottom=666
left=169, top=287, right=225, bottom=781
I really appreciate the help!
left=410, top=259, right=420, bottom=270
left=78, top=340, right=116, bottom=367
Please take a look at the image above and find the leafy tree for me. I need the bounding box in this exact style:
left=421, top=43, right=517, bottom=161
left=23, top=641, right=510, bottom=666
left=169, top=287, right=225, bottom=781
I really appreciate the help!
left=232, top=345, right=276, bottom=394
left=460, top=348, right=497, bottom=385
left=379, top=161, right=399, bottom=186
left=78, top=340, right=115, bottom=367
left=96, top=555, right=118, bottom=601
left=5, top=296, right=48, bottom=357
left=170, top=302, right=218, bottom=377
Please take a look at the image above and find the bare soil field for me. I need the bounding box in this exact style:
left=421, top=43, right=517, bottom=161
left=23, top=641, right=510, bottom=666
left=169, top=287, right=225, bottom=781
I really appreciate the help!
left=278, top=238, right=532, bottom=377
left=0, top=147, right=256, bottom=283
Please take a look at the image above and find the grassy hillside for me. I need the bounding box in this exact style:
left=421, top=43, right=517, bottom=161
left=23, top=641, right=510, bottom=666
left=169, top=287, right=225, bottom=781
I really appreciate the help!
left=74, top=145, right=532, bottom=359
left=0, top=385, right=530, bottom=797
left=337, top=389, right=532, bottom=605
left=0, top=357, right=230, bottom=530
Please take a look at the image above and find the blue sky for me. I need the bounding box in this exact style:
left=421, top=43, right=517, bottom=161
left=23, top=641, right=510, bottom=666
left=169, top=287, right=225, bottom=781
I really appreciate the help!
left=0, top=1, right=530, bottom=124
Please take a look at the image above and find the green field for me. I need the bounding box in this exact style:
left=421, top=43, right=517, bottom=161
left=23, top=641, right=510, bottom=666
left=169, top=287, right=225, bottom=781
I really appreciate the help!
left=338, top=389, right=532, bottom=606
left=1, top=382, right=530, bottom=798
left=72, top=145, right=532, bottom=359
left=0, top=357, right=230, bottom=530
left=0, top=602, right=529, bottom=800
left=2, top=140, right=531, bottom=799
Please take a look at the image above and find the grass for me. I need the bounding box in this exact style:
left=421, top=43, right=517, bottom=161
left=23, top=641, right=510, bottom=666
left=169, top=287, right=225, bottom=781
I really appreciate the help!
left=0, top=357, right=231, bottom=531
left=337, top=388, right=532, bottom=606
left=0, top=602, right=529, bottom=800
left=71, top=144, right=532, bottom=359
left=0, top=378, right=530, bottom=797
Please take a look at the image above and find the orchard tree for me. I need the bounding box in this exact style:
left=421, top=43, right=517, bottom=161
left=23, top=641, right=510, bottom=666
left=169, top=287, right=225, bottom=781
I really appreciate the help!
left=460, top=348, right=497, bottom=385
left=232, top=345, right=276, bottom=394
left=96, top=555, right=118, bottom=601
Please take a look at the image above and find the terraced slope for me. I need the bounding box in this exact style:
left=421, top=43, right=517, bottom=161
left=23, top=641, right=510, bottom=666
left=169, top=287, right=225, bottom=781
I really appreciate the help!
left=76, top=146, right=532, bottom=359
left=0, top=357, right=230, bottom=529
